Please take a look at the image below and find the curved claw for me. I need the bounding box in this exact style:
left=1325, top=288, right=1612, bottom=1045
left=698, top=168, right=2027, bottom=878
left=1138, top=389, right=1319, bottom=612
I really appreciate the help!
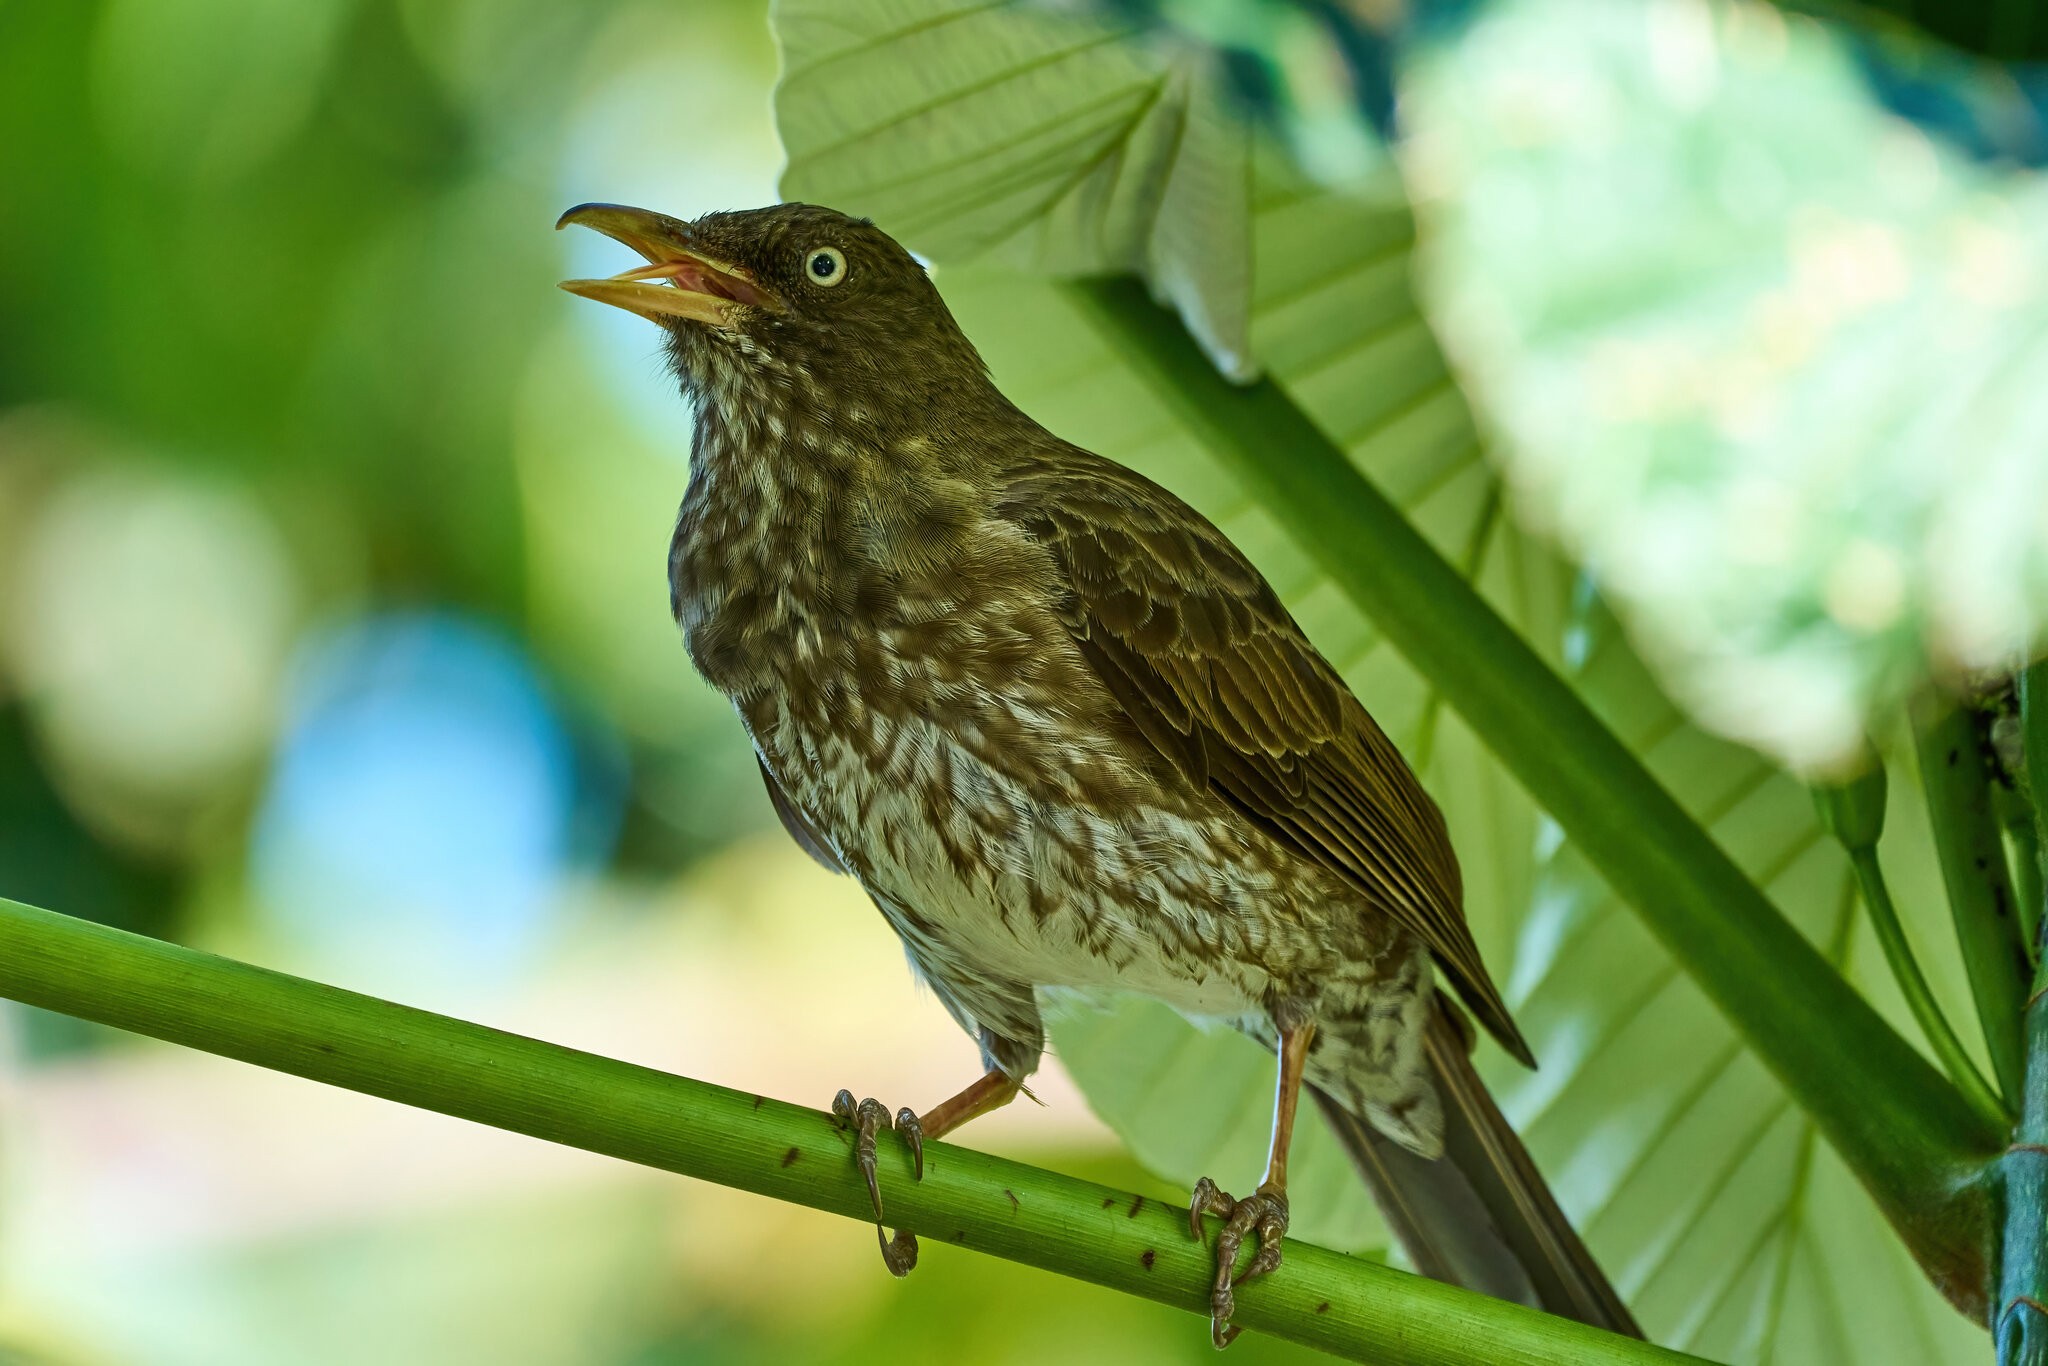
left=1189, top=1179, right=1289, bottom=1349
left=831, top=1088, right=921, bottom=1279
left=1188, top=1175, right=1227, bottom=1241
left=852, top=1096, right=893, bottom=1221
left=877, top=1224, right=919, bottom=1277
left=897, top=1106, right=925, bottom=1181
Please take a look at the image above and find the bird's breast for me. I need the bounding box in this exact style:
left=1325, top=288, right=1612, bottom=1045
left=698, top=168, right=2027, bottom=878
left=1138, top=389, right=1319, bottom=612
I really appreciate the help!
left=745, top=684, right=1288, bottom=1011
left=667, top=442, right=1319, bottom=1002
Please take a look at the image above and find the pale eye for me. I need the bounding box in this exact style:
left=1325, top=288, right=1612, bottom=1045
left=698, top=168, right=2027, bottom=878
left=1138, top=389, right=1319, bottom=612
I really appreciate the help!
left=804, top=246, right=847, bottom=287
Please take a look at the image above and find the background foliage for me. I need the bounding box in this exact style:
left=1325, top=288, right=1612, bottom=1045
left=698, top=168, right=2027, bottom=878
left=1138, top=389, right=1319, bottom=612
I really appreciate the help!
left=0, top=0, right=2036, bottom=1363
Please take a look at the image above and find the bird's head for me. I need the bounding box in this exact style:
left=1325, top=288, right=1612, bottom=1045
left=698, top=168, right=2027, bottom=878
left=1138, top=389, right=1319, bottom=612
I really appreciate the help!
left=557, top=201, right=990, bottom=423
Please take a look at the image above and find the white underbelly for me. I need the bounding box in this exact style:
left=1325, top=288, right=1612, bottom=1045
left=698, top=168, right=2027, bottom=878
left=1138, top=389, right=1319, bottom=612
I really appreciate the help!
left=887, top=863, right=1258, bottom=1014
left=853, top=792, right=1270, bottom=1019
left=760, top=705, right=1278, bottom=1021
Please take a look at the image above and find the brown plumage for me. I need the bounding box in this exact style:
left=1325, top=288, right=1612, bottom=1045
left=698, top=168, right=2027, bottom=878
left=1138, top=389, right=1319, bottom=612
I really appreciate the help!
left=558, top=201, right=1639, bottom=1343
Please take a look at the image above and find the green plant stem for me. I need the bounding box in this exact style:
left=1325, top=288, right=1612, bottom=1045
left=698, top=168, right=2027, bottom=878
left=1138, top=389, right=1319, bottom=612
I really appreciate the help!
left=1998, top=948, right=2048, bottom=1363
left=2000, top=986, right=2048, bottom=1362
left=1066, top=277, right=2002, bottom=1318
left=2014, top=819, right=2044, bottom=971
left=0, top=897, right=1708, bottom=1366
left=1849, top=845, right=2010, bottom=1130
left=1998, top=663, right=2048, bottom=1365
left=2024, top=663, right=2048, bottom=928
left=1993, top=781, right=2045, bottom=970
left=1915, top=697, right=2031, bottom=1107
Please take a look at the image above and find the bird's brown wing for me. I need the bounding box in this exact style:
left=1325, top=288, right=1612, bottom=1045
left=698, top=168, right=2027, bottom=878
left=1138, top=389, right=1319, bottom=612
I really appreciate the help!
left=1001, top=455, right=1532, bottom=1067
left=759, top=756, right=846, bottom=874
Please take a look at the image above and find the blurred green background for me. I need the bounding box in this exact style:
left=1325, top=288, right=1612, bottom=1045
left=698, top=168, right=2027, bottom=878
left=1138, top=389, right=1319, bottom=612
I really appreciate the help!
left=0, top=1, right=1329, bottom=1361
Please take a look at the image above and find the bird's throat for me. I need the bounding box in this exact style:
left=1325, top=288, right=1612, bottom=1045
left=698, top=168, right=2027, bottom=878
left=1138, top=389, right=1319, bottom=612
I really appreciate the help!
left=667, top=401, right=867, bottom=697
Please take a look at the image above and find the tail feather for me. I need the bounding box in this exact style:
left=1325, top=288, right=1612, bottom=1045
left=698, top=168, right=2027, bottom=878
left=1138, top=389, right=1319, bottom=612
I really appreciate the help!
left=1312, top=1090, right=1543, bottom=1307
left=1317, top=996, right=1643, bottom=1337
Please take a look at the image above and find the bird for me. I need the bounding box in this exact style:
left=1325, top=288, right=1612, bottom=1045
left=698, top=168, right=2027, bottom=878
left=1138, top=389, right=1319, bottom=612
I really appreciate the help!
left=556, top=200, right=1641, bottom=1345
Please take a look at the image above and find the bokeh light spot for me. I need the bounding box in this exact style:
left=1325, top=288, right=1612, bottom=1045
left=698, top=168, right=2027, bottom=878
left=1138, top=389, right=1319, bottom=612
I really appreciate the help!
left=251, top=612, right=616, bottom=994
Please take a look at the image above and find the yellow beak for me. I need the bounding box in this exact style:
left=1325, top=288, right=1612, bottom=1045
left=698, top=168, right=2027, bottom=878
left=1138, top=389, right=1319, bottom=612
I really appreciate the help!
left=555, top=202, right=776, bottom=327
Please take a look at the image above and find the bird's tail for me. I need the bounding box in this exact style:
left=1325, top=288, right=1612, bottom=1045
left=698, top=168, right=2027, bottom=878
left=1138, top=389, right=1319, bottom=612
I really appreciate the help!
left=1312, top=995, right=1643, bottom=1336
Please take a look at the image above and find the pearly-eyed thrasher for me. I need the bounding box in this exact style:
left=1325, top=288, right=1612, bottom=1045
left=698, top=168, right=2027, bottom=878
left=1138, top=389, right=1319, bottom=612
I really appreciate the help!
left=557, top=201, right=1639, bottom=1344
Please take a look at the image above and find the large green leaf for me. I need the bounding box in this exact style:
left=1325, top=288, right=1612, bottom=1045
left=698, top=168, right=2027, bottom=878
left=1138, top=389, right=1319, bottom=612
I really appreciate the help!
left=775, top=0, right=1255, bottom=377
left=1402, top=0, right=2048, bottom=774
left=1497, top=604, right=1984, bottom=1363
left=772, top=2, right=1985, bottom=1358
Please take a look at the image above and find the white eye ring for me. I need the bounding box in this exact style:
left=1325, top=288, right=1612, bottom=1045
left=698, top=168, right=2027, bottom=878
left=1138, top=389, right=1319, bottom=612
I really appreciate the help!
left=804, top=246, right=847, bottom=287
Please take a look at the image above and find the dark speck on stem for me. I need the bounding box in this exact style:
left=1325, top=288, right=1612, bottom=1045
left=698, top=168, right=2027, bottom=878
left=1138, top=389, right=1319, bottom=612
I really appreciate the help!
left=1127, top=1194, right=1145, bottom=1218
left=781, top=1146, right=800, bottom=1167
left=1140, top=1249, right=1156, bottom=1270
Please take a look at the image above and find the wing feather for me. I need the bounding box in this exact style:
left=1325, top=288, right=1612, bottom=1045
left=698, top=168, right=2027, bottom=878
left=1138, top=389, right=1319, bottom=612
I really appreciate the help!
left=758, top=756, right=846, bottom=875
left=1003, top=454, right=1533, bottom=1067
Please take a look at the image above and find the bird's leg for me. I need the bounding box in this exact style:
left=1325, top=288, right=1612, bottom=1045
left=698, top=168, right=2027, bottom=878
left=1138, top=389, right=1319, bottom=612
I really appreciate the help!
left=830, top=1069, right=1023, bottom=1279
left=919, top=1066, right=1024, bottom=1141
left=1188, top=1019, right=1316, bottom=1347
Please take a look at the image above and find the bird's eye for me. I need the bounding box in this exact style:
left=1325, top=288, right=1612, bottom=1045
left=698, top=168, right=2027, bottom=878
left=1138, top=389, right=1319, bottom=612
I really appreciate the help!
left=804, top=246, right=847, bottom=287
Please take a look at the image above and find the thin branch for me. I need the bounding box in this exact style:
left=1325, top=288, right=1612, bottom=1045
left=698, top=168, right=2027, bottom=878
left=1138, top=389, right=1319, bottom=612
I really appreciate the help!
left=0, top=896, right=1702, bottom=1366
left=1914, top=696, right=2031, bottom=1105
left=1850, top=844, right=2010, bottom=1130
left=1813, top=767, right=2010, bottom=1127
left=1993, top=780, right=2045, bottom=972
left=1062, top=276, right=2003, bottom=1319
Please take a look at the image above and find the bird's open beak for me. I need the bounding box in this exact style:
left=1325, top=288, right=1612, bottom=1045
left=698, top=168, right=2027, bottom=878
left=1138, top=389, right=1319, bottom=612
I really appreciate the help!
left=555, top=202, right=777, bottom=327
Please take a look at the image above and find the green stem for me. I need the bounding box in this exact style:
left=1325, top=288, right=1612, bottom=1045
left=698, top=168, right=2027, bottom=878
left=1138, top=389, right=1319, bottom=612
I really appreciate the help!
left=1066, top=277, right=2002, bottom=1318
left=1998, top=664, right=2048, bottom=1364
left=1993, top=782, right=2044, bottom=971
left=0, top=896, right=1704, bottom=1366
left=1915, top=697, right=2031, bottom=1106
left=1812, top=767, right=2010, bottom=1129
left=1849, top=845, right=2010, bottom=1130
left=1999, top=957, right=2048, bottom=1363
